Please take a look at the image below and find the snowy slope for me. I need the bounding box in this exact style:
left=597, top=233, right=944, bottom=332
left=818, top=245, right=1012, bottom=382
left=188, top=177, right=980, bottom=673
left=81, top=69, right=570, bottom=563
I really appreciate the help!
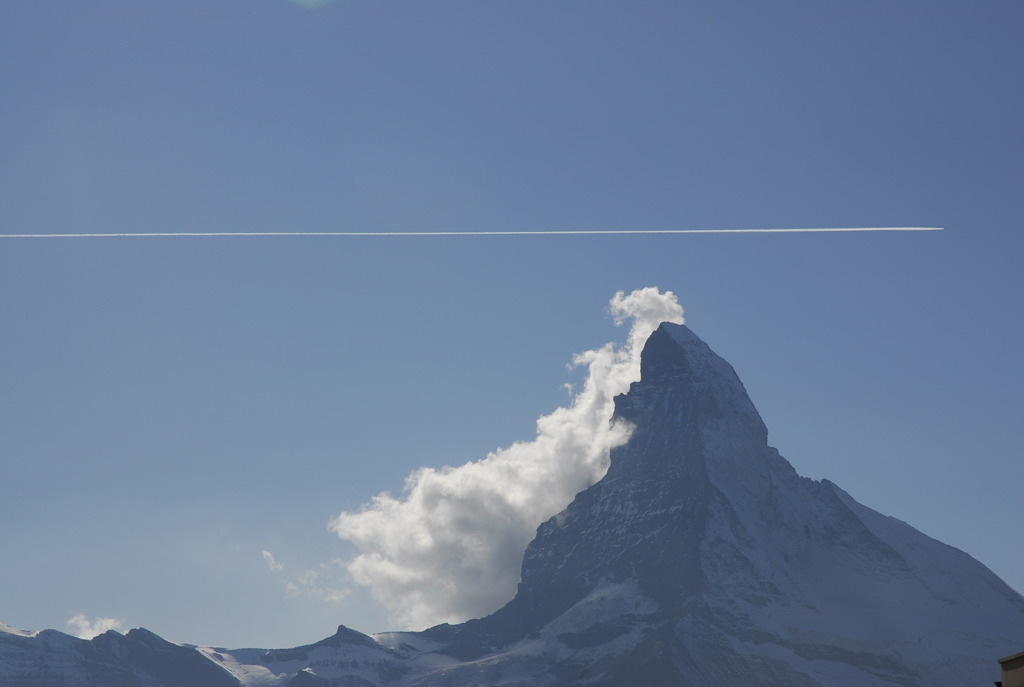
left=397, top=323, right=1024, bottom=686
left=0, top=624, right=243, bottom=687
left=3, top=322, right=1021, bottom=686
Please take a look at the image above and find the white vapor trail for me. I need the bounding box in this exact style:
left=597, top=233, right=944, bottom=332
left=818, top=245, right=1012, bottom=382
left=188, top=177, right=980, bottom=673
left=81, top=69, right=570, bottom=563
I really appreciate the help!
left=0, top=227, right=941, bottom=239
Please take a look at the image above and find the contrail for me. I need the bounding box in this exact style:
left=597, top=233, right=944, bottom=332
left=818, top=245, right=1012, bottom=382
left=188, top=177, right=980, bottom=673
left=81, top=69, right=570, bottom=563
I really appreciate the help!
left=0, top=227, right=941, bottom=239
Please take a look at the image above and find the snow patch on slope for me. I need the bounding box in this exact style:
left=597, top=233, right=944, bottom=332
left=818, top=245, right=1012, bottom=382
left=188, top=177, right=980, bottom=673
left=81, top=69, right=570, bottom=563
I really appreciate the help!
left=0, top=622, right=39, bottom=638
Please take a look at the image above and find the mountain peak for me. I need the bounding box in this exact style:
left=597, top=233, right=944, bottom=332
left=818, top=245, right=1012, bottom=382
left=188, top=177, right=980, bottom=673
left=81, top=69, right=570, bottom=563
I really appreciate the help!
left=429, top=322, right=1024, bottom=683
left=3, top=322, right=1022, bottom=686
left=499, top=324, right=778, bottom=620
left=617, top=321, right=768, bottom=452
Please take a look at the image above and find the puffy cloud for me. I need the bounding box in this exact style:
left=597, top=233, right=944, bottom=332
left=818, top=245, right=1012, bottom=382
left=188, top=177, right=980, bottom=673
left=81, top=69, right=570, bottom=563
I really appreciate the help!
left=66, top=614, right=124, bottom=640
left=330, top=288, right=684, bottom=630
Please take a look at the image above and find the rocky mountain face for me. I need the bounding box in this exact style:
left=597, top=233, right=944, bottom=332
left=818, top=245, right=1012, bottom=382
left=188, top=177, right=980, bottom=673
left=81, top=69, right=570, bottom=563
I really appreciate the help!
left=3, top=323, right=1022, bottom=686
left=0, top=626, right=240, bottom=687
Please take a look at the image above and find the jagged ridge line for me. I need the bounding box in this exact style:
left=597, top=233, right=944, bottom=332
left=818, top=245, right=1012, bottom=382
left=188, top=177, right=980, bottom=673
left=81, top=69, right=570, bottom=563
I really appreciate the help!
left=0, top=227, right=942, bottom=238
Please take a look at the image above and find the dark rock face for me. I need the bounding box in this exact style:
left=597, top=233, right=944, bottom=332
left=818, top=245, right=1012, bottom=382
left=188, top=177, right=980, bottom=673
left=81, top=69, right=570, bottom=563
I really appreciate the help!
left=419, top=324, right=1024, bottom=686
left=4, top=323, right=1023, bottom=686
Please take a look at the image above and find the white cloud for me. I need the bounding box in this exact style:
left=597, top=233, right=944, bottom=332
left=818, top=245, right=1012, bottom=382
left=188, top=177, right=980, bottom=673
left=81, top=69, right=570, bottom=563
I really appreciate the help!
left=263, top=549, right=352, bottom=603
left=284, top=560, right=352, bottom=603
left=66, top=614, right=124, bottom=640
left=330, top=287, right=684, bottom=630
left=262, top=550, right=284, bottom=572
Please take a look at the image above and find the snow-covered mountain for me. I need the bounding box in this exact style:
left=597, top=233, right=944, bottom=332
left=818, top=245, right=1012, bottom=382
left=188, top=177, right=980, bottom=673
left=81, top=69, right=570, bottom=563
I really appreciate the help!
left=4, top=323, right=1022, bottom=686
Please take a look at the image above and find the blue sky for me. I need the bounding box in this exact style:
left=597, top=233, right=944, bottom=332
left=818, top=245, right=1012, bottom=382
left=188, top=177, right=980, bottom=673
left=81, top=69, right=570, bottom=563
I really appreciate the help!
left=1, top=1, right=1021, bottom=649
